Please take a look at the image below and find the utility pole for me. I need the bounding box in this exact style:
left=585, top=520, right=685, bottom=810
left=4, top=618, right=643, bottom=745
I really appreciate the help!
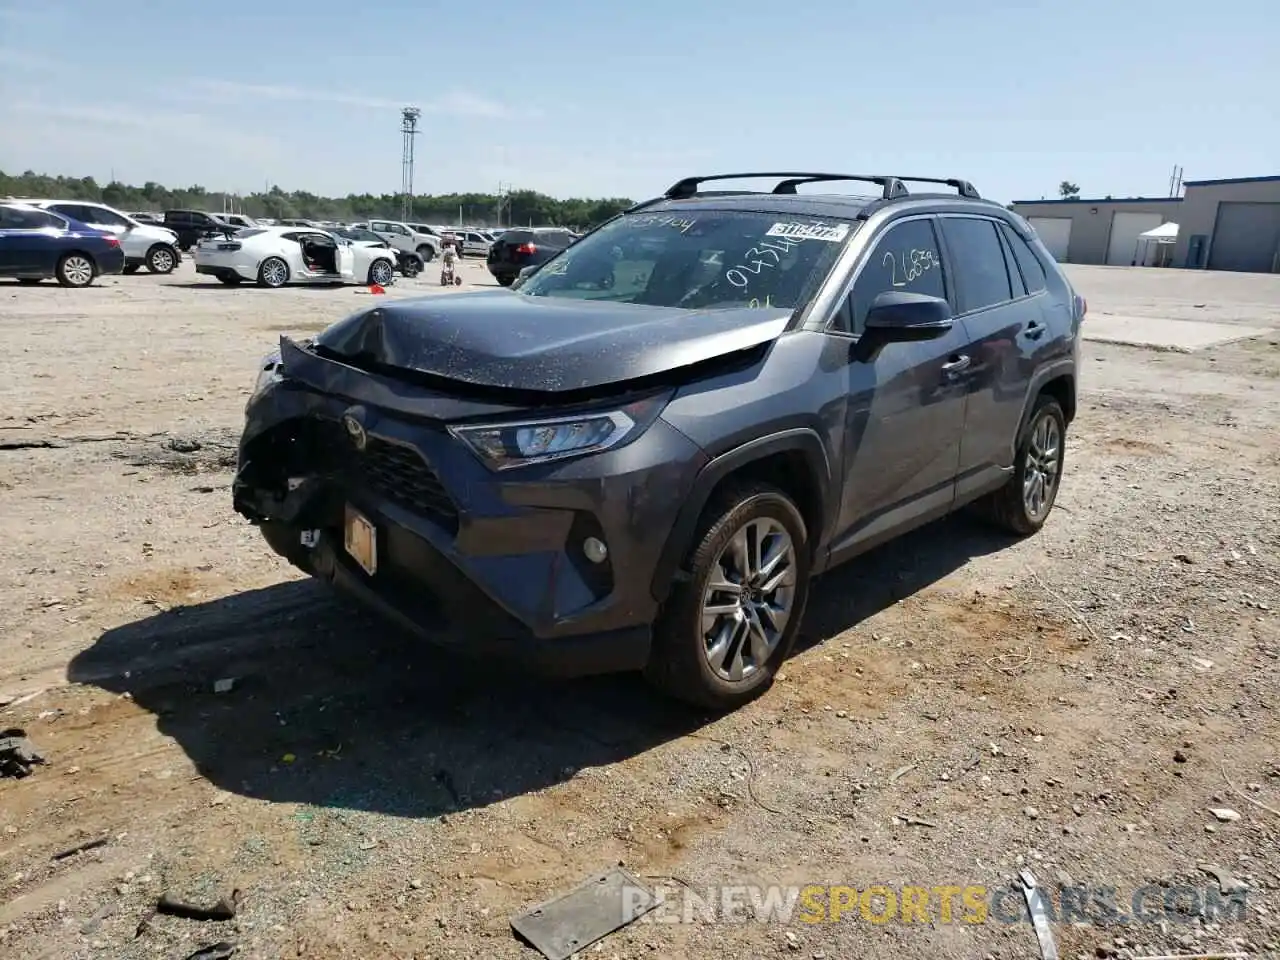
left=400, top=106, right=421, bottom=221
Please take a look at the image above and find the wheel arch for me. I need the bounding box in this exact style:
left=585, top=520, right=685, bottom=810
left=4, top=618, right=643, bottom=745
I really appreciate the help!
left=1011, top=363, right=1075, bottom=460
left=650, top=429, right=831, bottom=605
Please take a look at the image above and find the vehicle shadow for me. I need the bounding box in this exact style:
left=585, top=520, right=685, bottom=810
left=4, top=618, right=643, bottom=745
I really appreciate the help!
left=66, top=514, right=1010, bottom=819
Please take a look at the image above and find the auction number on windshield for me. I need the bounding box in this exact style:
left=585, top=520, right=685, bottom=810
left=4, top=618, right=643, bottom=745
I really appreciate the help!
left=725, top=237, right=802, bottom=289
left=883, top=248, right=941, bottom=288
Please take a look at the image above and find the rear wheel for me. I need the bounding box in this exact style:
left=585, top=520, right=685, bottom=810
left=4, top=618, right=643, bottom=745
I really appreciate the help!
left=122, top=264, right=141, bottom=275
left=367, top=258, right=394, bottom=287
left=646, top=482, right=811, bottom=710
left=56, top=253, right=96, bottom=288
left=416, top=245, right=436, bottom=263
left=146, top=244, right=177, bottom=274
left=974, top=394, right=1066, bottom=535
left=257, top=256, right=289, bottom=288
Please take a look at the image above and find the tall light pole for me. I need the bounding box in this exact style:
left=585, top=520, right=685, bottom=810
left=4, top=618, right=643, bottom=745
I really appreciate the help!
left=400, top=106, right=421, bottom=221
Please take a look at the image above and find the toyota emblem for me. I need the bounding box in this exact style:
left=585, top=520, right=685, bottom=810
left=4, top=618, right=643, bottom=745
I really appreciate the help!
left=342, top=412, right=367, bottom=451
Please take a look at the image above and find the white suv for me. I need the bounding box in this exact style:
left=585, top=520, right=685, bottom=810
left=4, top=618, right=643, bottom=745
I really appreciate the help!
left=29, top=200, right=182, bottom=274
left=361, top=219, right=441, bottom=262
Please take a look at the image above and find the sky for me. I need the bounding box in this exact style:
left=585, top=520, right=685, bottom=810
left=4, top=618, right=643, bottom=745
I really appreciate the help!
left=0, top=0, right=1275, bottom=205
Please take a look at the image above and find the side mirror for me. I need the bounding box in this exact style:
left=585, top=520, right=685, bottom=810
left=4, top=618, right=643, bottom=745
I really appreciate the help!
left=853, top=291, right=953, bottom=362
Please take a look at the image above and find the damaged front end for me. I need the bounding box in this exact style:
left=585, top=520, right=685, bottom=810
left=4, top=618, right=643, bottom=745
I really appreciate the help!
left=231, top=329, right=748, bottom=677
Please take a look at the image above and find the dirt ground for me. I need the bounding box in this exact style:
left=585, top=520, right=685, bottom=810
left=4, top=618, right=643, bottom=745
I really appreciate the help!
left=1, top=259, right=1278, bottom=960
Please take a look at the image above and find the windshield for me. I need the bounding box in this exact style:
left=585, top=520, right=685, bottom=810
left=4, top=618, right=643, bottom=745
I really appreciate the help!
left=518, top=209, right=855, bottom=310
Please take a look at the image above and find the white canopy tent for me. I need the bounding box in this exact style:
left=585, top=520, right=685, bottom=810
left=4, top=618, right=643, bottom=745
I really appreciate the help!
left=1135, top=221, right=1179, bottom=266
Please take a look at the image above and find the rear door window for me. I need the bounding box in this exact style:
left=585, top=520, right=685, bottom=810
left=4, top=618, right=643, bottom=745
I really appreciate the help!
left=938, top=217, right=1013, bottom=313
left=1000, top=223, right=1048, bottom=293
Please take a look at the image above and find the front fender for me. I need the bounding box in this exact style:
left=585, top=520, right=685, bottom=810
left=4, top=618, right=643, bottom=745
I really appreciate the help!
left=649, top=428, right=831, bottom=604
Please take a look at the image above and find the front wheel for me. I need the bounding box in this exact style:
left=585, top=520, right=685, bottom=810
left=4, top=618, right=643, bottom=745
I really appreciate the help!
left=416, top=245, right=436, bottom=263
left=56, top=253, right=96, bottom=288
left=646, top=482, right=811, bottom=710
left=146, top=244, right=177, bottom=274
left=974, top=394, right=1066, bottom=535
left=257, top=256, right=289, bottom=288
left=367, top=258, right=394, bottom=287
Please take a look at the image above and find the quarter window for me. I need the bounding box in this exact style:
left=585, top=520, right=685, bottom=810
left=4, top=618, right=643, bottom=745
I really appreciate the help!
left=939, top=218, right=1013, bottom=313
left=842, top=218, right=946, bottom=333
left=1000, top=222, right=1047, bottom=293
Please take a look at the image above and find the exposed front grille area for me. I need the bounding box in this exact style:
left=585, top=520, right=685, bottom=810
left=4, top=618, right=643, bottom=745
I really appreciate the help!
left=356, top=438, right=460, bottom=534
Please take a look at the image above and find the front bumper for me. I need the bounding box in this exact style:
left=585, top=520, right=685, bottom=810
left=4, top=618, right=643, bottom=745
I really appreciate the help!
left=233, top=351, right=708, bottom=678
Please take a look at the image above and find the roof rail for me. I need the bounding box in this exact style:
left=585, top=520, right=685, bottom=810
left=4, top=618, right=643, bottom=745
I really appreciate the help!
left=662, top=172, right=981, bottom=201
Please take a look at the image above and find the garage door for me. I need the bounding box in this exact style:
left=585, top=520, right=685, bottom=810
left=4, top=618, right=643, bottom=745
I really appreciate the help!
left=1208, top=202, right=1280, bottom=273
left=1106, top=212, right=1164, bottom=266
left=1027, top=217, right=1072, bottom=262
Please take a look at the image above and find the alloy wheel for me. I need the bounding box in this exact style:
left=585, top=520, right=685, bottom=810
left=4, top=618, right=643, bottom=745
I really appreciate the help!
left=61, top=256, right=94, bottom=287
left=261, top=258, right=288, bottom=287
left=149, top=247, right=175, bottom=273
left=370, top=260, right=393, bottom=286
left=1022, top=412, right=1061, bottom=520
left=700, top=518, right=797, bottom=683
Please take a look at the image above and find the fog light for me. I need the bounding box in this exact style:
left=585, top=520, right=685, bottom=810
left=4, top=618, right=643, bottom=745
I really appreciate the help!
left=582, top=537, right=608, bottom=564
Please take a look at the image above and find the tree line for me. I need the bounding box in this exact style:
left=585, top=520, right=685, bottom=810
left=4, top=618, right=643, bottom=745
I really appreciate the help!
left=0, top=170, right=638, bottom=229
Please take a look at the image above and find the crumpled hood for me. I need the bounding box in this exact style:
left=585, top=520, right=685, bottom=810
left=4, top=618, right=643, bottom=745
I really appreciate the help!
left=312, top=289, right=790, bottom=393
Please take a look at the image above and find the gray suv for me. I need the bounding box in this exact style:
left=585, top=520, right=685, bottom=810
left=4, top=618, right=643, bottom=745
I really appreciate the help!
left=234, top=171, right=1083, bottom=710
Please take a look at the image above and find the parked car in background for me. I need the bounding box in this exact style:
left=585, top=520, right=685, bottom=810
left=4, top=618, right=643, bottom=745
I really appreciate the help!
left=216, top=213, right=259, bottom=229
left=233, top=170, right=1081, bottom=710
left=359, top=219, right=441, bottom=263
left=164, top=209, right=234, bottom=251
left=25, top=200, right=181, bottom=274
left=131, top=211, right=163, bottom=225
left=334, top=226, right=423, bottom=278
left=0, top=202, right=125, bottom=286
left=277, top=218, right=322, bottom=228
left=486, top=226, right=577, bottom=285
left=194, top=225, right=396, bottom=288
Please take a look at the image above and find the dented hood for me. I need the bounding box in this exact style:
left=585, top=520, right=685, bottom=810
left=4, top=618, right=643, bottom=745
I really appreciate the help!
left=312, top=290, right=790, bottom=393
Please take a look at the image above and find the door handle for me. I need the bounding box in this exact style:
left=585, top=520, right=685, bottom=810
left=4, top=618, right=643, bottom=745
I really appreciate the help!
left=941, top=355, right=971, bottom=375
left=1025, top=321, right=1046, bottom=340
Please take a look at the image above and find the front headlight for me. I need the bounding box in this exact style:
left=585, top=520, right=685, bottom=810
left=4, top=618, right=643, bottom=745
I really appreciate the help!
left=248, top=350, right=282, bottom=406
left=448, top=395, right=667, bottom=471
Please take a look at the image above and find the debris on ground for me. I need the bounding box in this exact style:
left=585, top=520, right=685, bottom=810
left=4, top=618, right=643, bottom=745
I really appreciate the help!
left=1017, top=870, right=1058, bottom=960
left=1208, top=807, right=1241, bottom=822
left=182, top=943, right=237, bottom=960
left=157, top=889, right=242, bottom=922
left=212, top=678, right=236, bottom=694
left=51, top=836, right=109, bottom=861
left=0, top=728, right=45, bottom=778
left=510, top=868, right=655, bottom=960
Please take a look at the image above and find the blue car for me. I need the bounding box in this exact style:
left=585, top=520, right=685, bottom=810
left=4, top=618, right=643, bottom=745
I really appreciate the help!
left=0, top=203, right=126, bottom=287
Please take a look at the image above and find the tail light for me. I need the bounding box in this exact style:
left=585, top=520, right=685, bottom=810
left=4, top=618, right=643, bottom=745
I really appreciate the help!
left=103, top=236, right=120, bottom=247
left=515, top=242, right=537, bottom=256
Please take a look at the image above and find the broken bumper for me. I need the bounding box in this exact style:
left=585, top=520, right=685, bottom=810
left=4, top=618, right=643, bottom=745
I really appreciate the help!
left=233, top=372, right=708, bottom=679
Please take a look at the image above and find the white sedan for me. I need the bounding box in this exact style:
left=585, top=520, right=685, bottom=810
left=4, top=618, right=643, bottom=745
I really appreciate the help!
left=193, top=226, right=397, bottom=288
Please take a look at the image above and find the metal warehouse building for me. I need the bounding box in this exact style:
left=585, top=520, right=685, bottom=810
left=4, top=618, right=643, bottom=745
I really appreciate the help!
left=1010, top=175, right=1280, bottom=273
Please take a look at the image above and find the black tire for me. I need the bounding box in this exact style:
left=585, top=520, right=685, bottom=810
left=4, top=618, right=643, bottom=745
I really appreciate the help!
left=122, top=264, right=141, bottom=275
left=416, top=245, right=436, bottom=263
left=645, top=481, right=811, bottom=710
left=973, top=394, right=1066, bottom=535
left=496, top=275, right=514, bottom=287
left=146, top=244, right=177, bottom=274
left=56, top=252, right=96, bottom=288
left=257, top=256, right=289, bottom=288
left=400, top=255, right=422, bottom=278
left=17, top=278, right=42, bottom=285
left=367, top=258, right=395, bottom=287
